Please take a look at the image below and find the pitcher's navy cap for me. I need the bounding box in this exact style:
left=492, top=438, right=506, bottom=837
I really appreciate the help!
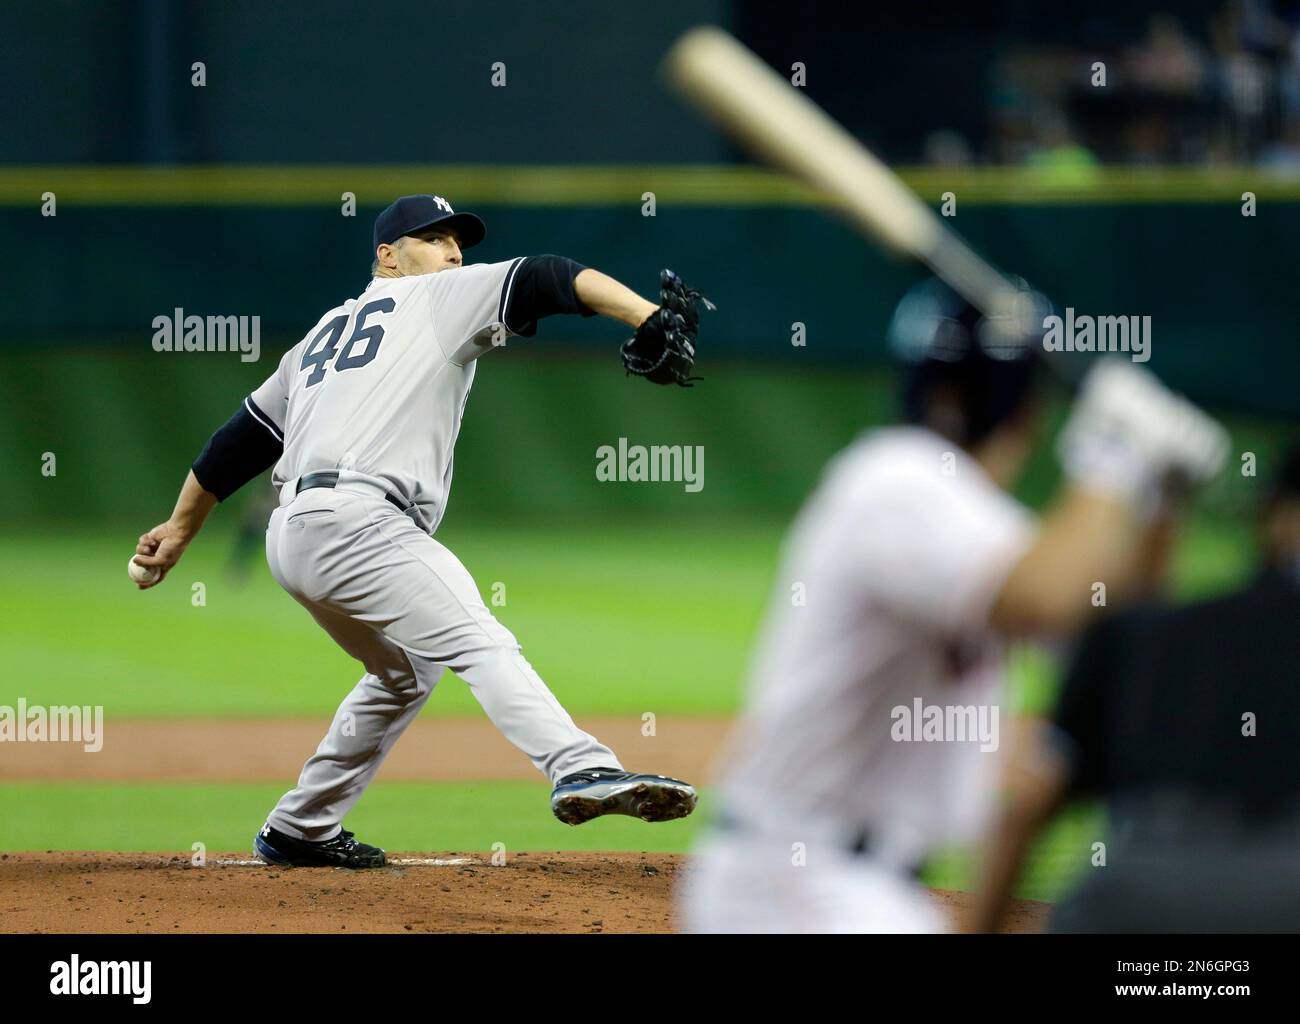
left=373, top=195, right=486, bottom=251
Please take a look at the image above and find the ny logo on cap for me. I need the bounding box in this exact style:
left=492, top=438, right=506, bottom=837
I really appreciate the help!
left=432, top=195, right=453, bottom=213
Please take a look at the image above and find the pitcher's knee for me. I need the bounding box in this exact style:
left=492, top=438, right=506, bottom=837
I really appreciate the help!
left=355, top=665, right=429, bottom=704
left=446, top=636, right=525, bottom=675
left=476, top=610, right=520, bottom=650
left=460, top=612, right=521, bottom=655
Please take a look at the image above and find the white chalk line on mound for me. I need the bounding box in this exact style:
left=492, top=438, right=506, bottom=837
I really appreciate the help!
left=209, top=856, right=480, bottom=868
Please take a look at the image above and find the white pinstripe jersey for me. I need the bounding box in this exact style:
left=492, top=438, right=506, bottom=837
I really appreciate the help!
left=246, top=260, right=525, bottom=532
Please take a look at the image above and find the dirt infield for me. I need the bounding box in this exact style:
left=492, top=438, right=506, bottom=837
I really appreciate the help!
left=0, top=852, right=1050, bottom=933
left=0, top=716, right=728, bottom=783
left=0, top=714, right=1041, bottom=785
left=1, top=716, right=1052, bottom=933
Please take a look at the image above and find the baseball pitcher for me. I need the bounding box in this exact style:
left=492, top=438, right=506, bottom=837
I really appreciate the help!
left=131, top=194, right=706, bottom=867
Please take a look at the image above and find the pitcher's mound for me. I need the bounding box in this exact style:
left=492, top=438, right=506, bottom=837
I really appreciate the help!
left=0, top=851, right=1048, bottom=933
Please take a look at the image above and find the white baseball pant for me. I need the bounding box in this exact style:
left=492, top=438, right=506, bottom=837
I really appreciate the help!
left=262, top=477, right=621, bottom=840
left=679, top=831, right=946, bottom=933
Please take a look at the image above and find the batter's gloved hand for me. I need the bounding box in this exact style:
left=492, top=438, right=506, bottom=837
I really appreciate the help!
left=620, top=269, right=714, bottom=387
left=1057, top=359, right=1229, bottom=513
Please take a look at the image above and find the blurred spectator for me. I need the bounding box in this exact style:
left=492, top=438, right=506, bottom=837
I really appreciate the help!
left=1127, top=13, right=1207, bottom=96
left=973, top=1, right=1300, bottom=167
left=922, top=129, right=975, bottom=167
left=1024, top=107, right=1103, bottom=182
left=1258, top=113, right=1300, bottom=167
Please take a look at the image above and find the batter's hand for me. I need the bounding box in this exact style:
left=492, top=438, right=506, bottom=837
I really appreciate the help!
left=132, top=520, right=195, bottom=589
left=1057, top=359, right=1229, bottom=509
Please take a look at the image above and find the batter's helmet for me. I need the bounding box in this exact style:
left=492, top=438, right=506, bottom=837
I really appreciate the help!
left=888, top=275, right=1051, bottom=449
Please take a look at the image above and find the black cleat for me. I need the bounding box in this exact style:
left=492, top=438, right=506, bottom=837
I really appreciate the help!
left=551, top=767, right=698, bottom=826
left=253, top=822, right=386, bottom=869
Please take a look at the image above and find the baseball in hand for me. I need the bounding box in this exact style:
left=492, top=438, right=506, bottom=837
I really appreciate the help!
left=128, top=556, right=161, bottom=586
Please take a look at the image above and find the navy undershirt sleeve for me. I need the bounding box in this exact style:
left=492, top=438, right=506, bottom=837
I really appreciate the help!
left=502, top=255, right=596, bottom=336
left=191, top=398, right=284, bottom=501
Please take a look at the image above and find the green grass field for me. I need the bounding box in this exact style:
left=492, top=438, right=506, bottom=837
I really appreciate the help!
left=0, top=521, right=781, bottom=717
left=0, top=514, right=1255, bottom=719
left=0, top=779, right=1096, bottom=901
left=0, top=781, right=699, bottom=855
left=0, top=515, right=1259, bottom=901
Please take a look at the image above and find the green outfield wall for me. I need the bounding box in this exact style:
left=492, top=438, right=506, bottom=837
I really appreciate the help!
left=2, top=166, right=1295, bottom=417
left=0, top=348, right=1289, bottom=527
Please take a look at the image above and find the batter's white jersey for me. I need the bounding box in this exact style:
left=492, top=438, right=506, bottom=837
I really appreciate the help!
left=682, top=426, right=1034, bottom=932
left=248, top=261, right=526, bottom=533
left=718, top=425, right=1033, bottom=860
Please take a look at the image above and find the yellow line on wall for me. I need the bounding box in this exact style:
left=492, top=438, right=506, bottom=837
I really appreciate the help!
left=0, top=165, right=1293, bottom=205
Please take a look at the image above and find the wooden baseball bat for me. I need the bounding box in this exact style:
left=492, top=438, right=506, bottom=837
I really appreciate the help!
left=662, top=26, right=1031, bottom=334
